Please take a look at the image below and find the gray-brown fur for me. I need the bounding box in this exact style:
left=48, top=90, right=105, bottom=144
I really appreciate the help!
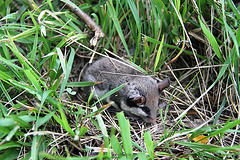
left=83, top=57, right=170, bottom=124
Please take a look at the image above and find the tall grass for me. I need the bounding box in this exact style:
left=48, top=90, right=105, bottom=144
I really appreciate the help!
left=0, top=0, right=239, bottom=159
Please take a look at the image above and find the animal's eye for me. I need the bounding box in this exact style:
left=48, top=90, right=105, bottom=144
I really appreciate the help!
left=134, top=97, right=145, bottom=105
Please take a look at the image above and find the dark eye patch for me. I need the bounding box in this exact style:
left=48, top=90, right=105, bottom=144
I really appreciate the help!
left=126, top=98, right=139, bottom=107
left=141, top=107, right=150, bottom=114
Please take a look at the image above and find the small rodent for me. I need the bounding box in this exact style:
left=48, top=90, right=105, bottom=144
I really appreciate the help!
left=83, top=57, right=170, bottom=124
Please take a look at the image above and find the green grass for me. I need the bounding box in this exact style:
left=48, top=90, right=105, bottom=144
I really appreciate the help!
left=0, top=0, right=240, bottom=159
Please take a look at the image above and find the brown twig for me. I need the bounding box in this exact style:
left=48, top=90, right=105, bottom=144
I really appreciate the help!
left=63, top=1, right=104, bottom=46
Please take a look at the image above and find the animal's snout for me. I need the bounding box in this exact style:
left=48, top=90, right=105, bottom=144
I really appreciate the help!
left=147, top=116, right=156, bottom=124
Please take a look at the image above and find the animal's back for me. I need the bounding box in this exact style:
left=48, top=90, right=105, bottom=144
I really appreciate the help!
left=83, top=57, right=144, bottom=90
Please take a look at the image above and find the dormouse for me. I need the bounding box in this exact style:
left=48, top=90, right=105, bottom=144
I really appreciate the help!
left=83, top=57, right=170, bottom=124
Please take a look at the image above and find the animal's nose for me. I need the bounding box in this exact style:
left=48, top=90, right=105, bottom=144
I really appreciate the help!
left=148, top=117, right=156, bottom=124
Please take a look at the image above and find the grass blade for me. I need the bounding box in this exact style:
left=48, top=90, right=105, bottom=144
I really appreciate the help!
left=0, top=115, right=36, bottom=127
left=91, top=83, right=126, bottom=107
left=93, top=106, right=108, bottom=137
left=5, top=126, right=20, bottom=141
left=154, top=34, right=164, bottom=72
left=0, top=80, right=14, bottom=106
left=111, top=133, right=123, bottom=156
left=0, top=141, right=21, bottom=151
left=66, top=81, right=97, bottom=87
left=117, top=112, right=133, bottom=158
left=24, top=69, right=42, bottom=92
left=57, top=102, right=75, bottom=137
left=199, top=17, right=224, bottom=62
left=41, top=90, right=53, bottom=106
left=144, top=131, right=154, bottom=159
left=107, top=0, right=131, bottom=60
left=59, top=47, right=75, bottom=98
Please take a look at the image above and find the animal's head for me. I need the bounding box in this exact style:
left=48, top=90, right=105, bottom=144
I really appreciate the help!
left=121, top=78, right=170, bottom=124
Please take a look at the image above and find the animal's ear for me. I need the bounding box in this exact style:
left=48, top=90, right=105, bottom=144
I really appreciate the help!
left=158, top=78, right=170, bottom=91
left=133, top=96, right=145, bottom=105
